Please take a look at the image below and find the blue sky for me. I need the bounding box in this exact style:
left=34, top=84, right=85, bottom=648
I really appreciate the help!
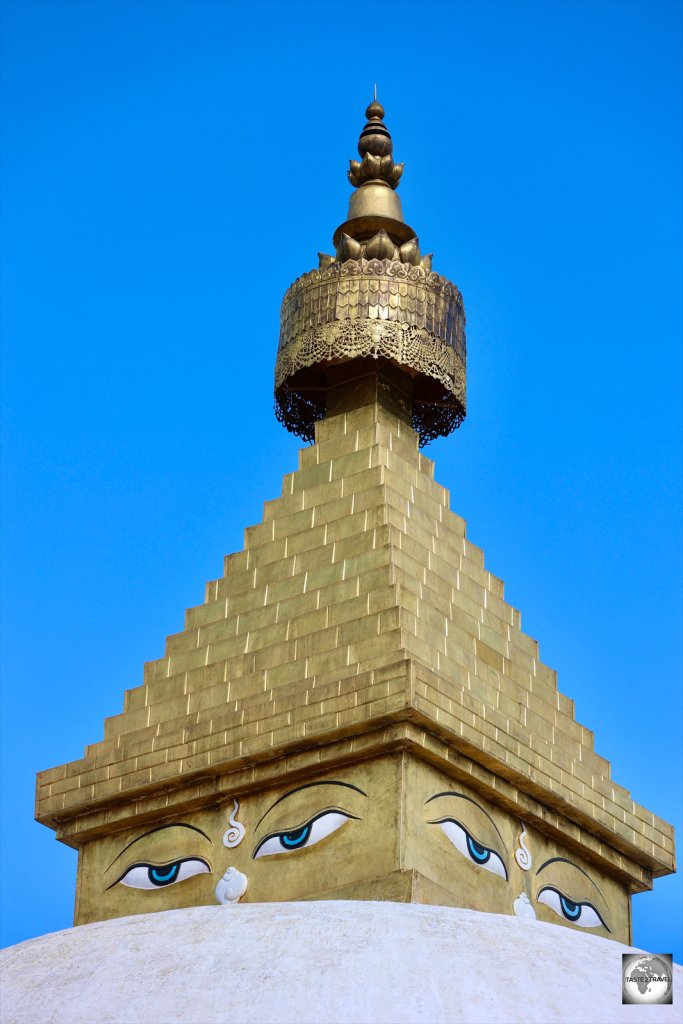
left=1, top=0, right=681, bottom=960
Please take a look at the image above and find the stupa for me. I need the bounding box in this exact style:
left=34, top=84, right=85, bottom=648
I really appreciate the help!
left=35, top=97, right=674, bottom=947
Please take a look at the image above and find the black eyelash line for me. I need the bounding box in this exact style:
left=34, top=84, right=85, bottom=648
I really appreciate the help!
left=107, top=822, right=213, bottom=871
left=252, top=808, right=360, bottom=859
left=535, top=855, right=606, bottom=903
left=427, top=815, right=509, bottom=881
left=424, top=791, right=506, bottom=847
left=107, top=857, right=211, bottom=890
left=536, top=885, right=610, bottom=931
left=255, top=780, right=368, bottom=830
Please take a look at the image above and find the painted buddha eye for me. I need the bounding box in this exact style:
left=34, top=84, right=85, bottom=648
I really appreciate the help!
left=430, top=818, right=508, bottom=879
left=116, top=858, right=211, bottom=890
left=253, top=809, right=357, bottom=859
left=537, top=886, right=607, bottom=929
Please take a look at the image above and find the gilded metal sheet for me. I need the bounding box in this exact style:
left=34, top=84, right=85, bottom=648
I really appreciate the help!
left=73, top=756, right=630, bottom=942
left=278, top=259, right=465, bottom=361
left=275, top=258, right=467, bottom=445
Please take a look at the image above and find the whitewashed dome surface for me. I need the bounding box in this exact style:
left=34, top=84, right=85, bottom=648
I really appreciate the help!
left=1, top=901, right=680, bottom=1024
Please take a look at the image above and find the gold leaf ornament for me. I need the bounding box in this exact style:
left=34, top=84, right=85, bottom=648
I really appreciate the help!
left=365, top=229, right=397, bottom=261
left=337, top=233, right=362, bottom=262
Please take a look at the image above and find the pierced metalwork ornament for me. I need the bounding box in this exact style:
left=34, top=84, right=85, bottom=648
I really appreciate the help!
left=275, top=259, right=466, bottom=446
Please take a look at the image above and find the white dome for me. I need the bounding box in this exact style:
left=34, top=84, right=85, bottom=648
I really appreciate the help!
left=1, top=902, right=680, bottom=1024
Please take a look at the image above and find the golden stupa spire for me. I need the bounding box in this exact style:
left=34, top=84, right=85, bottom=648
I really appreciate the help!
left=32, top=94, right=674, bottom=947
left=274, top=95, right=466, bottom=445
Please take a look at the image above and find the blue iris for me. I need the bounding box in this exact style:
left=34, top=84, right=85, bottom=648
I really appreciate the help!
left=148, top=863, right=181, bottom=886
left=559, top=895, right=581, bottom=921
left=466, top=835, right=491, bottom=865
left=279, top=825, right=312, bottom=850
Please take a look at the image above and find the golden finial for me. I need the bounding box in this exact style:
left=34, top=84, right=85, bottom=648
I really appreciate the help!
left=275, top=96, right=467, bottom=446
left=348, top=94, right=403, bottom=189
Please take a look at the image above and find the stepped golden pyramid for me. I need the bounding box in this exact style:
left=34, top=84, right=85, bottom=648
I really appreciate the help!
left=35, top=98, right=674, bottom=940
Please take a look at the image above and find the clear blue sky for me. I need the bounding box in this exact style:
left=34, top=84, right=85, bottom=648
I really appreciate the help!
left=1, top=0, right=681, bottom=960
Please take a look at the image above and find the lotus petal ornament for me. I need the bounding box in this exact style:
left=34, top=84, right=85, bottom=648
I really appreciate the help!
left=347, top=161, right=362, bottom=187
left=362, top=152, right=382, bottom=179
left=365, top=229, right=396, bottom=261
left=389, top=162, right=404, bottom=188
left=399, top=238, right=421, bottom=266
left=337, top=233, right=362, bottom=262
